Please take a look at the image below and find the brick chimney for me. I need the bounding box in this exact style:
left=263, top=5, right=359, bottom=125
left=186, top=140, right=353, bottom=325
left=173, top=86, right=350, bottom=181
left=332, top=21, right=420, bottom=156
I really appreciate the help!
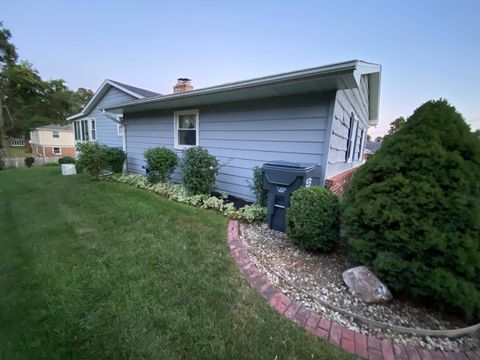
left=173, top=78, right=193, bottom=93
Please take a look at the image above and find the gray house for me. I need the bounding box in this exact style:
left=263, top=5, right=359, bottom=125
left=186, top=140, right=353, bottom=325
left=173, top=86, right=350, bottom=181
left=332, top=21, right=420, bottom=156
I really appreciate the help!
left=104, top=60, right=381, bottom=201
left=67, top=80, right=159, bottom=150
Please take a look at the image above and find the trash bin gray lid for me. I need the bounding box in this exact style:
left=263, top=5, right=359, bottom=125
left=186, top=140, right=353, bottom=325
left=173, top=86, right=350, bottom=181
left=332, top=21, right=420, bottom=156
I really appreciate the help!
left=262, top=161, right=316, bottom=171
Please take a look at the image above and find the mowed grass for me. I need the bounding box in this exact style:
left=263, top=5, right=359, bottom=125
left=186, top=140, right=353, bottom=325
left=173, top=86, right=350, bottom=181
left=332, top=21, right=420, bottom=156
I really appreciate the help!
left=0, top=167, right=352, bottom=360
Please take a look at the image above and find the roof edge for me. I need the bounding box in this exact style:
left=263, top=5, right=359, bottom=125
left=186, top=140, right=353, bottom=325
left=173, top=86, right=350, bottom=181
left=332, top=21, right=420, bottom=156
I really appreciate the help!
left=67, top=79, right=151, bottom=121
left=105, top=60, right=374, bottom=112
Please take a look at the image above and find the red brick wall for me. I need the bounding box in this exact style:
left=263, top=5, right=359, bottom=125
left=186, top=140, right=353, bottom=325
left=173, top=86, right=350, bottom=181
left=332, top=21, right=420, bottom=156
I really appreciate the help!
left=325, top=167, right=359, bottom=195
left=43, top=146, right=76, bottom=157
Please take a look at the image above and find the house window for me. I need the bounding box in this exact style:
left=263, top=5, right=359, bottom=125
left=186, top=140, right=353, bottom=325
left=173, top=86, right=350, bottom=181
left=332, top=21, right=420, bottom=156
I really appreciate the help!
left=345, top=114, right=355, bottom=163
left=52, top=130, right=60, bottom=138
left=74, top=119, right=93, bottom=142
left=52, top=147, right=61, bottom=155
left=74, top=121, right=80, bottom=140
left=90, top=119, right=96, bottom=140
left=174, top=110, right=199, bottom=149
left=357, top=127, right=365, bottom=160
left=352, top=122, right=360, bottom=161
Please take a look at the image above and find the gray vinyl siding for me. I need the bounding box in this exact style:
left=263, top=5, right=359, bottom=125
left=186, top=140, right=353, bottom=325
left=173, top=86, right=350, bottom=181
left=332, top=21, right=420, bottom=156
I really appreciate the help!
left=89, top=87, right=136, bottom=148
left=125, top=92, right=333, bottom=201
left=325, top=75, right=369, bottom=178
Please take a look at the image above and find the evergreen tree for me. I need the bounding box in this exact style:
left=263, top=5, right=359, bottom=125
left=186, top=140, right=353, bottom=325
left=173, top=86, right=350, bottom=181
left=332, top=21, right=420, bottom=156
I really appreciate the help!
left=344, top=99, right=480, bottom=320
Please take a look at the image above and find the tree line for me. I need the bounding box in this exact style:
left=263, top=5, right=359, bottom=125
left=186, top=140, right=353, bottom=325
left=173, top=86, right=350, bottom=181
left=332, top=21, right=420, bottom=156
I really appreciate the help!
left=0, top=22, right=93, bottom=149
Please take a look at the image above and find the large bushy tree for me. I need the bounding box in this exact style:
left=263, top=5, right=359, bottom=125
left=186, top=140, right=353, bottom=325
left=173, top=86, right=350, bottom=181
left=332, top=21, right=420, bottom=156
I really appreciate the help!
left=0, top=22, right=92, bottom=148
left=344, top=99, right=480, bottom=320
left=386, top=116, right=406, bottom=137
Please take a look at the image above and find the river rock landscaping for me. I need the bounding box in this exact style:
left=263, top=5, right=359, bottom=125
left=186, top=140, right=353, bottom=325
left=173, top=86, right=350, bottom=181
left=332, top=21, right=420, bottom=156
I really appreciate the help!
left=239, top=222, right=480, bottom=352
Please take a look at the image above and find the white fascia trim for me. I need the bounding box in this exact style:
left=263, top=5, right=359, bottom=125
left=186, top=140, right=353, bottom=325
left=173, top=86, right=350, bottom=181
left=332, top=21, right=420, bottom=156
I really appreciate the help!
left=353, top=63, right=381, bottom=125
left=105, top=60, right=366, bottom=112
left=67, top=80, right=147, bottom=121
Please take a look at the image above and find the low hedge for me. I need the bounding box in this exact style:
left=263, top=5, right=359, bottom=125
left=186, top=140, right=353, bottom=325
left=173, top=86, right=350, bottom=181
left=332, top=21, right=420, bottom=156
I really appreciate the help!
left=106, top=174, right=266, bottom=222
left=58, top=156, right=75, bottom=165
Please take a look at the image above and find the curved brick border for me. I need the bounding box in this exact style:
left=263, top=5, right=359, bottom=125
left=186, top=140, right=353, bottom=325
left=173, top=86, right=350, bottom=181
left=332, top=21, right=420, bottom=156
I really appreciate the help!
left=227, top=220, right=480, bottom=360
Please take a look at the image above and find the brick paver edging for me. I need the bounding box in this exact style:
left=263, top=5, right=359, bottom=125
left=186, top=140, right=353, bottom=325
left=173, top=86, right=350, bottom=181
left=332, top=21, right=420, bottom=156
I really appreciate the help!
left=227, top=220, right=480, bottom=360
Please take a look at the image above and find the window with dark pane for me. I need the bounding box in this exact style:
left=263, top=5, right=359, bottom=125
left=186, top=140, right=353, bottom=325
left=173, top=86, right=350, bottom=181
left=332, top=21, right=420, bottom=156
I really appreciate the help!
left=178, top=114, right=196, bottom=146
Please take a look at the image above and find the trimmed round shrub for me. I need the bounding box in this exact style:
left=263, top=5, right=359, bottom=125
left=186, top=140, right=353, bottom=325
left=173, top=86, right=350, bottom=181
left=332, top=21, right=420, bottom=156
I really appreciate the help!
left=105, top=147, right=126, bottom=173
left=343, top=99, right=480, bottom=320
left=144, top=147, right=177, bottom=183
left=58, top=156, right=75, bottom=165
left=181, top=147, right=219, bottom=195
left=286, top=186, right=340, bottom=251
left=24, top=156, right=35, bottom=168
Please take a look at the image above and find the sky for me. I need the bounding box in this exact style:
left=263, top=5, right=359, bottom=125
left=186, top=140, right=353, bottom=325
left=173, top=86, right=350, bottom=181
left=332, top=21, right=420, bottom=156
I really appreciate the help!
left=3, top=0, right=480, bottom=136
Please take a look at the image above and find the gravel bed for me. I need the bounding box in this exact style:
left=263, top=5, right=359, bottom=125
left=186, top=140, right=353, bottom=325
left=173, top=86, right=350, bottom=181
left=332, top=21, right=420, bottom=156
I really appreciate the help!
left=239, top=222, right=480, bottom=351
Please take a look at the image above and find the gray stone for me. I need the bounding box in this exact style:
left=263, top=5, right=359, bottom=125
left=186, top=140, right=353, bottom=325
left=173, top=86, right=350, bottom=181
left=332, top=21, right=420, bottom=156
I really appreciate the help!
left=342, top=266, right=392, bottom=303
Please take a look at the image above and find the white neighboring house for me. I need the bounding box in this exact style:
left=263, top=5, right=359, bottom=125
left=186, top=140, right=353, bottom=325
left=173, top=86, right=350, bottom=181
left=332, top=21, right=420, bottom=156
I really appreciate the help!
left=66, top=80, right=159, bottom=152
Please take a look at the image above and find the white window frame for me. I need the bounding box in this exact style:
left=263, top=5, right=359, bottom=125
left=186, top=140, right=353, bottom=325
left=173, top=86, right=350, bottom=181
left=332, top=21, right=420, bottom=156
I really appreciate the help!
left=52, top=130, right=60, bottom=138
left=52, top=147, right=61, bottom=155
left=73, top=118, right=95, bottom=142
left=345, top=114, right=356, bottom=163
left=90, top=119, right=96, bottom=141
left=173, top=109, right=199, bottom=150
left=357, top=127, right=365, bottom=160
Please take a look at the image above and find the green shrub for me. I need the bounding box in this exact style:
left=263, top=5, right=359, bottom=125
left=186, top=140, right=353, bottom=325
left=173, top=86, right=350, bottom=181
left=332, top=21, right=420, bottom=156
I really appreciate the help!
left=24, top=157, right=35, bottom=168
left=286, top=186, right=340, bottom=251
left=144, top=147, right=177, bottom=183
left=58, top=156, right=76, bottom=165
left=76, top=142, right=108, bottom=180
left=181, top=147, right=219, bottom=195
left=250, top=166, right=267, bottom=206
left=105, top=147, right=126, bottom=173
left=343, top=99, right=480, bottom=320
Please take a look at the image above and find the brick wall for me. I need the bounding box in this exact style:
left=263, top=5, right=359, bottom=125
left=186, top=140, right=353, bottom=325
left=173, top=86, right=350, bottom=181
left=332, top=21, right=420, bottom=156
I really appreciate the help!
left=43, top=146, right=76, bottom=157
left=325, top=167, right=359, bottom=195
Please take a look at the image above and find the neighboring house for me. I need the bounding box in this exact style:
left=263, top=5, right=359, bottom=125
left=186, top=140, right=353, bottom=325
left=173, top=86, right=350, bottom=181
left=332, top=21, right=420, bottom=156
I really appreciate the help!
left=103, top=60, right=381, bottom=201
left=10, top=136, right=25, bottom=147
left=67, top=79, right=159, bottom=150
left=30, top=124, right=75, bottom=157
left=365, top=140, right=382, bottom=158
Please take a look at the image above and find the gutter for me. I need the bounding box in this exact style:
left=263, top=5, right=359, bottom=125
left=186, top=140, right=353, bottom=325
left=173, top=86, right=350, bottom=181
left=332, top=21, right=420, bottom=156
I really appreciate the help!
left=101, top=109, right=123, bottom=124
left=104, top=60, right=365, bottom=112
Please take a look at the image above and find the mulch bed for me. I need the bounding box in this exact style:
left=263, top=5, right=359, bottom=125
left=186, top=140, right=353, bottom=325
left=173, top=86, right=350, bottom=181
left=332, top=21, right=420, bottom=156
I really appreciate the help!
left=239, top=222, right=480, bottom=351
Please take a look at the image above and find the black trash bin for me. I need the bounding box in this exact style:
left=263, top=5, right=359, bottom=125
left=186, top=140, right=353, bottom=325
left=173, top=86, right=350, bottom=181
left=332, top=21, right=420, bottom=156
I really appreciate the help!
left=261, top=161, right=321, bottom=232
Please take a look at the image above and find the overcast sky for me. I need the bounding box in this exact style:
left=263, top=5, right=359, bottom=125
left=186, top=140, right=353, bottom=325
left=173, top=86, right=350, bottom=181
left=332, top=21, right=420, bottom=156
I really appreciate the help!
left=3, top=0, right=480, bottom=135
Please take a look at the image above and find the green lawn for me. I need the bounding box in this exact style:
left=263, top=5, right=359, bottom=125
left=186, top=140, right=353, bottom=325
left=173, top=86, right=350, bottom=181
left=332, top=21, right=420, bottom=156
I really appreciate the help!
left=0, top=167, right=351, bottom=360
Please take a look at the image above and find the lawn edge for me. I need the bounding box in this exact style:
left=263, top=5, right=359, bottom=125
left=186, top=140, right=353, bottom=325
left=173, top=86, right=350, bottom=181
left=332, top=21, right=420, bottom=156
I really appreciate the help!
left=227, top=220, right=480, bottom=360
